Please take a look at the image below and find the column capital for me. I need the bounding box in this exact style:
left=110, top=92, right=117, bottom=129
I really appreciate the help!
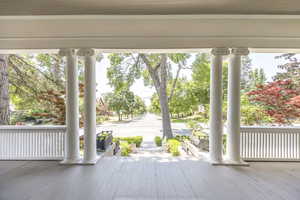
left=77, top=48, right=95, bottom=57
left=231, top=48, right=249, bottom=56
left=211, top=48, right=230, bottom=56
left=58, top=48, right=76, bottom=57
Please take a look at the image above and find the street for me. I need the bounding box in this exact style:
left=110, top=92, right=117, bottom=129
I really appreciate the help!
left=96, top=113, right=190, bottom=143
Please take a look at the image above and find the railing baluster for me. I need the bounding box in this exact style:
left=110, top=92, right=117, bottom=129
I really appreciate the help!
left=240, top=126, right=300, bottom=161
left=0, top=126, right=66, bottom=160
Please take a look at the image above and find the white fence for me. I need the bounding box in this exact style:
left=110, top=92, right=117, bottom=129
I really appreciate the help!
left=0, top=126, right=66, bottom=160
left=240, top=126, right=300, bottom=161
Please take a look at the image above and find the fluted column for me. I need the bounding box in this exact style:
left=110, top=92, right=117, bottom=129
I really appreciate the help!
left=226, top=48, right=249, bottom=166
left=77, top=48, right=98, bottom=164
left=209, top=48, right=229, bottom=164
left=59, top=48, right=80, bottom=164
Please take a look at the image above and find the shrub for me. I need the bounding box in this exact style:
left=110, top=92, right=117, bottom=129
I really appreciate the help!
left=134, top=136, right=143, bottom=147
left=167, top=139, right=181, bottom=156
left=120, top=141, right=131, bottom=156
left=174, top=135, right=190, bottom=142
left=114, top=136, right=143, bottom=147
left=192, top=131, right=208, bottom=139
left=187, top=120, right=198, bottom=129
left=154, top=136, right=162, bottom=146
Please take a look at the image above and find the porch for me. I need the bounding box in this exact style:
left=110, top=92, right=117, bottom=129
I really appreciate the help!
left=1, top=150, right=300, bottom=200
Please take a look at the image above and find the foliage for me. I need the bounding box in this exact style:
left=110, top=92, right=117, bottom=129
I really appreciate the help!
left=107, top=53, right=190, bottom=139
left=174, top=135, right=190, bottom=142
left=240, top=95, right=273, bottom=125
left=190, top=53, right=211, bottom=105
left=166, top=139, right=181, bottom=156
left=150, top=78, right=197, bottom=117
left=247, top=80, right=300, bottom=124
left=247, top=68, right=267, bottom=91
left=107, top=53, right=141, bottom=91
left=241, top=56, right=252, bottom=90
left=192, top=130, right=208, bottom=139
left=114, top=136, right=143, bottom=147
left=8, top=54, right=65, bottom=112
left=154, top=136, right=162, bottom=147
left=6, top=53, right=109, bottom=125
left=274, top=53, right=300, bottom=85
left=186, top=120, right=199, bottom=129
left=168, top=78, right=198, bottom=117
left=0, top=54, right=10, bottom=125
left=120, top=141, right=131, bottom=156
left=104, top=90, right=146, bottom=121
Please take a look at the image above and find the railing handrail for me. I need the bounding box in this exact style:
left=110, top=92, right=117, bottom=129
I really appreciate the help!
left=241, top=126, right=300, bottom=133
left=0, top=125, right=67, bottom=131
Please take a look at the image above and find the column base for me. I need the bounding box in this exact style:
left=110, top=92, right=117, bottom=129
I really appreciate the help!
left=211, top=159, right=249, bottom=166
left=60, top=158, right=83, bottom=165
left=82, top=155, right=102, bottom=165
left=60, top=155, right=103, bottom=165
left=209, top=159, right=224, bottom=166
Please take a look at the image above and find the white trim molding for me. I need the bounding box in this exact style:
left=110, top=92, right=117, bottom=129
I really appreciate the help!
left=1, top=15, right=300, bottom=51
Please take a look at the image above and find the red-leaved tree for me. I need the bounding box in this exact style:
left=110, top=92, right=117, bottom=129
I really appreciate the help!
left=247, top=79, right=300, bottom=124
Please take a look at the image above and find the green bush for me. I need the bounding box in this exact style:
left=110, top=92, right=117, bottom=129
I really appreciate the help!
left=192, top=130, right=208, bottom=139
left=154, top=136, right=162, bottom=146
left=174, top=135, right=190, bottom=142
left=114, top=136, right=143, bottom=147
left=167, top=139, right=181, bottom=156
left=120, top=141, right=131, bottom=156
left=134, top=136, right=143, bottom=147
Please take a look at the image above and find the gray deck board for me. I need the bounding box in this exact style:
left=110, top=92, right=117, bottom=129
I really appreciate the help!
left=1, top=153, right=300, bottom=200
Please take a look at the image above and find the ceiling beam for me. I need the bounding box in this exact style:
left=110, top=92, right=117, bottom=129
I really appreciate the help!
left=1, top=15, right=300, bottom=51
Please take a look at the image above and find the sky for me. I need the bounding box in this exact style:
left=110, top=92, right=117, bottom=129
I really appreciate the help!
left=95, top=53, right=289, bottom=105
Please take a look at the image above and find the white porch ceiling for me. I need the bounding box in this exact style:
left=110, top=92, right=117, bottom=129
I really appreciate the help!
left=1, top=0, right=300, bottom=15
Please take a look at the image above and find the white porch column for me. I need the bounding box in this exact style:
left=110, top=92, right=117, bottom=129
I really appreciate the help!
left=59, top=48, right=80, bottom=164
left=226, top=48, right=249, bottom=166
left=77, top=48, right=98, bottom=164
left=209, top=48, right=229, bottom=164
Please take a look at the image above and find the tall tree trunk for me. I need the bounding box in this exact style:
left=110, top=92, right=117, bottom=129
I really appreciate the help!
left=159, top=55, right=173, bottom=139
left=140, top=54, right=173, bottom=139
left=0, top=55, right=10, bottom=125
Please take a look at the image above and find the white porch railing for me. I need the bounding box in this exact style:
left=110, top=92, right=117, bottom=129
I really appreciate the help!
left=240, top=126, right=300, bottom=161
left=0, top=126, right=66, bottom=160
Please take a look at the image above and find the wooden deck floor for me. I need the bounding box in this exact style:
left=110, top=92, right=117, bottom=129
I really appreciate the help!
left=1, top=148, right=300, bottom=200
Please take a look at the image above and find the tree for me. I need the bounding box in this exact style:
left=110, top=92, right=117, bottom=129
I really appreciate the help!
left=241, top=55, right=252, bottom=90
left=167, top=78, right=197, bottom=118
left=240, top=94, right=273, bottom=125
left=190, top=53, right=210, bottom=106
left=140, top=54, right=190, bottom=139
left=107, top=53, right=141, bottom=92
left=0, top=55, right=10, bottom=125
left=189, top=53, right=228, bottom=119
left=104, top=90, right=146, bottom=121
left=274, top=53, right=300, bottom=84
left=247, top=80, right=300, bottom=124
left=107, top=53, right=189, bottom=139
left=248, top=68, right=267, bottom=90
